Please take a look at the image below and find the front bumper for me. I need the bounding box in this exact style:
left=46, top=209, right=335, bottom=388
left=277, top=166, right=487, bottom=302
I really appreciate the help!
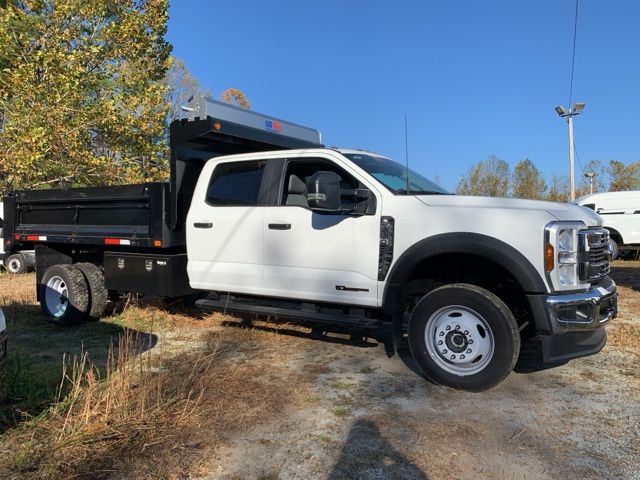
left=526, top=276, right=617, bottom=364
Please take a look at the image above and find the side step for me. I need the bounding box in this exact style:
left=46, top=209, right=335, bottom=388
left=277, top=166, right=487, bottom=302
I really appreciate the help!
left=196, top=296, right=382, bottom=329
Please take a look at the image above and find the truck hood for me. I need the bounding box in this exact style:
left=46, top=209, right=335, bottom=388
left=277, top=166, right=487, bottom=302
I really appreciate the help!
left=416, top=195, right=602, bottom=227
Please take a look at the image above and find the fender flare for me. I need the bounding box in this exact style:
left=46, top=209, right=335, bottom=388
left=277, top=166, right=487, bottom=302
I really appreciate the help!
left=382, top=232, right=547, bottom=314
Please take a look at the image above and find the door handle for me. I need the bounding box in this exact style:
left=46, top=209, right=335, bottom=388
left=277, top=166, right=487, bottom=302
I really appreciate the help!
left=193, top=222, right=213, bottom=229
left=268, top=223, right=291, bottom=230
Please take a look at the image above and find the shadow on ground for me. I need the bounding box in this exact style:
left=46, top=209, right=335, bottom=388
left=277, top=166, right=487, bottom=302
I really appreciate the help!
left=328, top=418, right=429, bottom=480
left=0, top=303, right=157, bottom=431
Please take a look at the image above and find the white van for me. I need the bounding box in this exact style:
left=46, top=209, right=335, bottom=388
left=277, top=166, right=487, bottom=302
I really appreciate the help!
left=576, top=191, right=640, bottom=259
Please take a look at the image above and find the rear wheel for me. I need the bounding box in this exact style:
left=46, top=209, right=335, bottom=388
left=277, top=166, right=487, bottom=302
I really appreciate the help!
left=408, top=283, right=520, bottom=392
left=5, top=254, right=26, bottom=274
left=75, top=263, right=108, bottom=320
left=40, top=265, right=90, bottom=326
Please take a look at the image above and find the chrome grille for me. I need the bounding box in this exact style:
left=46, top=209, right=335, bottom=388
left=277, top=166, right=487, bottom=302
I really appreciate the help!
left=578, top=229, right=611, bottom=282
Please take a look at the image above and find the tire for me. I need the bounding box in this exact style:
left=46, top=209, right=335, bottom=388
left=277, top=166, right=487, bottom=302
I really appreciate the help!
left=607, top=238, right=619, bottom=261
left=408, top=283, right=520, bottom=392
left=39, top=264, right=90, bottom=325
left=5, top=254, right=26, bottom=274
left=75, top=263, right=108, bottom=320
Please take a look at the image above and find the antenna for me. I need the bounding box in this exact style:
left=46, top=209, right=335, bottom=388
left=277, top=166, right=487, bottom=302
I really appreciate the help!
left=404, top=114, right=410, bottom=192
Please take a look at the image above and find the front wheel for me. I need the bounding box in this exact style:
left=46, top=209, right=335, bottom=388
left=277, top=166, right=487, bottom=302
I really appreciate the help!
left=607, top=238, right=619, bottom=261
left=408, top=283, right=520, bottom=392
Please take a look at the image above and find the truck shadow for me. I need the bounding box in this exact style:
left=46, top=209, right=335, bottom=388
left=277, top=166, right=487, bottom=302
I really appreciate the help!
left=608, top=263, right=640, bottom=290
left=328, top=418, right=429, bottom=480
left=0, top=303, right=157, bottom=432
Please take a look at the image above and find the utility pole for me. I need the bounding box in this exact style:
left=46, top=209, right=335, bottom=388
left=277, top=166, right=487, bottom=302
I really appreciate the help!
left=555, top=103, right=585, bottom=201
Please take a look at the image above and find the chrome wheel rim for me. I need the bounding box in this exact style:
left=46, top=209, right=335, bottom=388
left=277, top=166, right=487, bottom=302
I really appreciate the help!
left=424, top=305, right=495, bottom=376
left=45, top=275, right=68, bottom=318
left=7, top=258, right=22, bottom=273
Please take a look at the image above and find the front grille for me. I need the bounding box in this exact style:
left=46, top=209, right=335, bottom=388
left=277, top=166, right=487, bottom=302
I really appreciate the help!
left=578, top=229, right=611, bottom=282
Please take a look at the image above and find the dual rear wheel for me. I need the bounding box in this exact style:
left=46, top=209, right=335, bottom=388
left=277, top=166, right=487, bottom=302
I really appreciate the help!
left=40, top=263, right=108, bottom=325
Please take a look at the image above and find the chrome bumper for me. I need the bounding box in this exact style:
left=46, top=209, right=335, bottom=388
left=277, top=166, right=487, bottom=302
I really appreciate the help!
left=546, top=277, right=617, bottom=331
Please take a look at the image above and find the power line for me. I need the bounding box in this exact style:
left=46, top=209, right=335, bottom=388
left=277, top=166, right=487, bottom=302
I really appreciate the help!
left=568, top=0, right=580, bottom=108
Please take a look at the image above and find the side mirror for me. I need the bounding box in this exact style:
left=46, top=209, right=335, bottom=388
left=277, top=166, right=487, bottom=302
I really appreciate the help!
left=306, top=171, right=342, bottom=211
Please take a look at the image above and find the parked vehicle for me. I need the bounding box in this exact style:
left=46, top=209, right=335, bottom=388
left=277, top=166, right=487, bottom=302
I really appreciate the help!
left=2, top=96, right=617, bottom=391
left=576, top=191, right=640, bottom=260
left=0, top=308, right=6, bottom=366
left=0, top=201, right=35, bottom=274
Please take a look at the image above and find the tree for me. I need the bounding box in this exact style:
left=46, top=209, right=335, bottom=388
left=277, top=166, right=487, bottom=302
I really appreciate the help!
left=608, top=160, right=640, bottom=192
left=546, top=174, right=570, bottom=202
left=512, top=158, right=546, bottom=200
left=221, top=88, right=251, bottom=109
left=0, top=0, right=172, bottom=189
left=456, top=155, right=510, bottom=197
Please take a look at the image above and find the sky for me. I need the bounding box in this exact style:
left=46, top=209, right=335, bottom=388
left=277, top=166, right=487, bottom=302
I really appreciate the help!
left=166, top=0, right=640, bottom=190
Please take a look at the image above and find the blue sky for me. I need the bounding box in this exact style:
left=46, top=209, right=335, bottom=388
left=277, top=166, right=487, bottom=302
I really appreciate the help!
left=167, top=1, right=640, bottom=190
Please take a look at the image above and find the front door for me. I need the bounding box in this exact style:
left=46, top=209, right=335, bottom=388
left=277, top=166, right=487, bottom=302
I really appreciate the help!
left=262, top=157, right=380, bottom=307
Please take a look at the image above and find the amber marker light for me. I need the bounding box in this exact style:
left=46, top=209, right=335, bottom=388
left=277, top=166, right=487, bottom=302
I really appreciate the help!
left=544, top=243, right=555, bottom=272
left=154, top=240, right=162, bottom=247
left=214, top=121, right=222, bottom=130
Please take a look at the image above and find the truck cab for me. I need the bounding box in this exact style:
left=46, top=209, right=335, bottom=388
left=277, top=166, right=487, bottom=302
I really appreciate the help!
left=4, top=96, right=617, bottom=391
left=576, top=190, right=640, bottom=259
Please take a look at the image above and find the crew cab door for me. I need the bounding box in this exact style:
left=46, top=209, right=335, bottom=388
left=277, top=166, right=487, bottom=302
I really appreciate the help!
left=186, top=159, right=268, bottom=295
left=262, top=156, right=380, bottom=307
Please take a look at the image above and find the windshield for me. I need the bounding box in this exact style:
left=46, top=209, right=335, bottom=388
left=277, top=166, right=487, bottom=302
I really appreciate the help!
left=344, top=153, right=450, bottom=195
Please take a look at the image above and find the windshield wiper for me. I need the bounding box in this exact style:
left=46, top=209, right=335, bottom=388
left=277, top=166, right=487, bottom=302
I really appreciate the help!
left=396, top=189, right=450, bottom=195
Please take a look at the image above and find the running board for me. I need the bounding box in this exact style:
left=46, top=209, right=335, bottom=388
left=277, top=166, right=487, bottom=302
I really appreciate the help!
left=196, top=297, right=382, bottom=329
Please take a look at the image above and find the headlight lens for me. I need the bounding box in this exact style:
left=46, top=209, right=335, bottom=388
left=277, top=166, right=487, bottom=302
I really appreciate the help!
left=545, top=222, right=587, bottom=291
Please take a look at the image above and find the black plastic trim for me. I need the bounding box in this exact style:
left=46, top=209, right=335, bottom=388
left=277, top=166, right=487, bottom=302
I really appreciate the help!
left=382, top=232, right=547, bottom=314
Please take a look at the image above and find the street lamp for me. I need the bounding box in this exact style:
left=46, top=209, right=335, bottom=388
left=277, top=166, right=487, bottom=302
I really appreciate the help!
left=555, top=102, right=586, bottom=201
left=584, top=172, right=596, bottom=194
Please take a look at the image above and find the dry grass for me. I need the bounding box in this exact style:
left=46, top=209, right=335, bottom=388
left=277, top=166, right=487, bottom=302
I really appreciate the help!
left=0, top=273, right=300, bottom=479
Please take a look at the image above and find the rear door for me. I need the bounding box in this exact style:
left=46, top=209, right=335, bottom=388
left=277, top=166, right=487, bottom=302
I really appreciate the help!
left=262, top=156, right=380, bottom=307
left=186, top=159, right=269, bottom=295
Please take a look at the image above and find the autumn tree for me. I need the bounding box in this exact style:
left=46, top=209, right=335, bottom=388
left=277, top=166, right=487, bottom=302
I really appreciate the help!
left=545, top=174, right=570, bottom=202
left=607, top=160, right=640, bottom=192
left=0, top=0, right=172, bottom=189
left=512, top=158, right=546, bottom=199
left=456, top=155, right=510, bottom=197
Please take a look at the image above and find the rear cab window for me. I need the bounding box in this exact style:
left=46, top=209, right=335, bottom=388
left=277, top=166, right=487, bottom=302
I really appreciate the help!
left=206, top=160, right=267, bottom=206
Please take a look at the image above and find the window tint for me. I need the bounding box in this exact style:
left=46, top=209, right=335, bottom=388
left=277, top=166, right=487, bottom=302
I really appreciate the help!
left=206, top=161, right=266, bottom=206
left=281, top=159, right=360, bottom=207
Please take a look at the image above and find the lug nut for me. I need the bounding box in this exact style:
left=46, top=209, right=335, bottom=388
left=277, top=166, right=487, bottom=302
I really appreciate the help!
left=446, top=326, right=451, bottom=331
left=463, top=330, right=469, bottom=335
left=439, top=331, right=445, bottom=336
left=455, top=325, right=460, bottom=330
left=450, top=355, right=456, bottom=360
left=442, top=349, right=448, bottom=354
left=460, top=354, right=465, bottom=359
left=466, top=348, right=472, bottom=354
left=468, top=339, right=474, bottom=344
left=438, top=340, right=443, bottom=346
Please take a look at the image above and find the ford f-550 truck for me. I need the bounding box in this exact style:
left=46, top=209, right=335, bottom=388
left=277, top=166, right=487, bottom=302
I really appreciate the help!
left=3, top=96, right=617, bottom=391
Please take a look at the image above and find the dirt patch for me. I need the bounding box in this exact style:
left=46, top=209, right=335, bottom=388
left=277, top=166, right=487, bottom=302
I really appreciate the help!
left=0, top=265, right=639, bottom=479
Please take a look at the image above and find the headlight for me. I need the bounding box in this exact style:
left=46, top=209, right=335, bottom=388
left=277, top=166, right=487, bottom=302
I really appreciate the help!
left=545, top=222, right=588, bottom=291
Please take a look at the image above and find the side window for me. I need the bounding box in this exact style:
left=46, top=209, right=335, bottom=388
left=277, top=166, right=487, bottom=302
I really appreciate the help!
left=281, top=159, right=361, bottom=207
left=206, top=161, right=266, bottom=206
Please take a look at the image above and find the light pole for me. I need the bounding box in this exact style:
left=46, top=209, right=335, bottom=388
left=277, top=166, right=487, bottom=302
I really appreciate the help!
left=555, top=102, right=586, bottom=201
left=584, top=172, right=595, bottom=194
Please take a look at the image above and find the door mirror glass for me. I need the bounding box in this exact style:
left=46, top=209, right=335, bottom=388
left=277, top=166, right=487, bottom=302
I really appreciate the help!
left=306, top=171, right=342, bottom=211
